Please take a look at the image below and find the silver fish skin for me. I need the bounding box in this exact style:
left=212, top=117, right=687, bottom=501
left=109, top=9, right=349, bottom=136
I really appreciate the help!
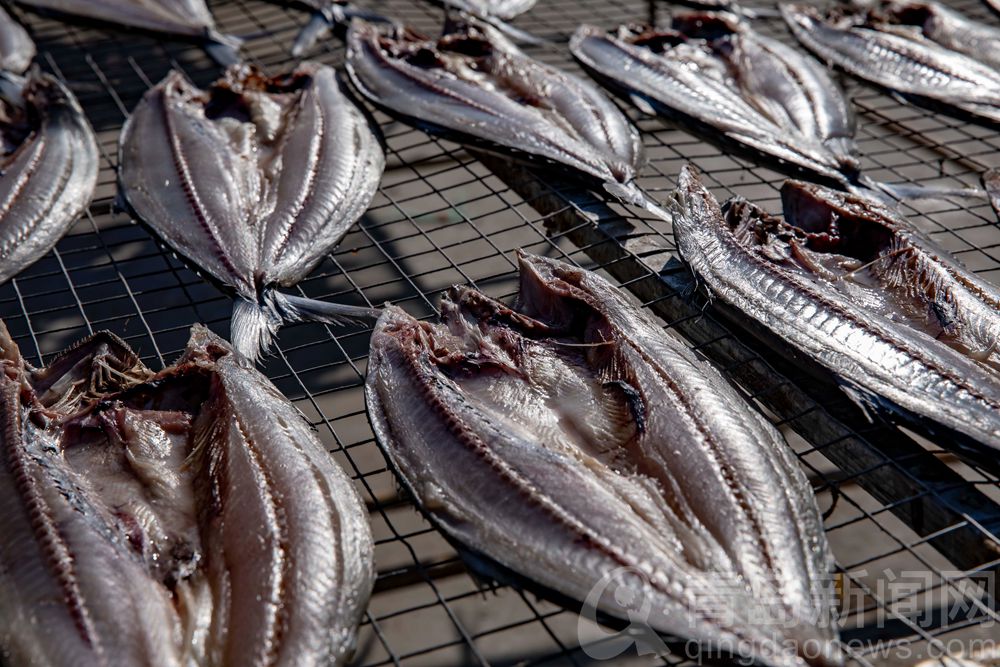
left=0, top=70, right=97, bottom=285
left=780, top=180, right=1000, bottom=367
left=0, top=5, right=34, bottom=73
left=0, top=322, right=375, bottom=666
left=782, top=3, right=1000, bottom=124
left=570, top=13, right=859, bottom=186
left=671, top=165, right=1000, bottom=455
left=119, top=63, right=385, bottom=360
left=874, top=0, right=1000, bottom=71
left=17, top=0, right=239, bottom=64
left=366, top=251, right=842, bottom=667
left=345, top=17, right=646, bottom=205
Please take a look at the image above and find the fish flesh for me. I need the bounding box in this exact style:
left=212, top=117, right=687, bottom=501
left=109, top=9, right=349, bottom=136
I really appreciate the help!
left=779, top=179, right=1000, bottom=368
left=366, top=250, right=841, bottom=667
left=782, top=3, right=1000, bottom=124
left=0, top=322, right=375, bottom=665
left=0, top=5, right=34, bottom=73
left=570, top=13, right=860, bottom=187
left=671, top=165, right=1000, bottom=457
left=345, top=17, right=655, bottom=211
left=119, top=63, right=385, bottom=360
left=17, top=0, right=240, bottom=65
left=0, top=70, right=98, bottom=285
left=872, top=0, right=1000, bottom=71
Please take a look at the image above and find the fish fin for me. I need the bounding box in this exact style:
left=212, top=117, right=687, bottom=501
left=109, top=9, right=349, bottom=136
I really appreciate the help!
left=231, top=291, right=381, bottom=362
left=291, top=13, right=332, bottom=57
left=483, top=17, right=548, bottom=45
left=628, top=93, right=657, bottom=117
left=204, top=31, right=243, bottom=67
left=838, top=381, right=883, bottom=424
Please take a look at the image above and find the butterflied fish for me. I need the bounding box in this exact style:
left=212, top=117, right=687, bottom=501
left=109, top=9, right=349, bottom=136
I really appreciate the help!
left=0, top=69, right=98, bottom=285
left=119, top=63, right=385, bottom=361
left=17, top=0, right=240, bottom=65
left=345, top=17, right=658, bottom=213
left=672, top=165, right=1000, bottom=458
left=0, top=322, right=375, bottom=665
left=872, top=0, right=1000, bottom=71
left=366, top=250, right=842, bottom=667
left=570, top=13, right=859, bottom=187
left=779, top=179, right=1000, bottom=368
left=0, top=5, right=34, bottom=73
left=782, top=3, right=1000, bottom=125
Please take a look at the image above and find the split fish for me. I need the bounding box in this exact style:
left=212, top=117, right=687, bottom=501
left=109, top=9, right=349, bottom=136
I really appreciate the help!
left=672, top=165, right=1000, bottom=459
left=782, top=2, right=1000, bottom=125
left=0, top=5, right=34, bottom=73
left=16, top=0, right=240, bottom=65
left=366, top=250, right=842, bottom=667
left=118, top=62, right=385, bottom=361
left=0, top=322, right=375, bottom=665
left=345, top=17, right=662, bottom=215
left=0, top=69, right=98, bottom=285
left=570, top=13, right=860, bottom=187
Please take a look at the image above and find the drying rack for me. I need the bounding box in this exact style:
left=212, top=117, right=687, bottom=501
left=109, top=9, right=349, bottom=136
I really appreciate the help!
left=1, top=0, right=998, bottom=664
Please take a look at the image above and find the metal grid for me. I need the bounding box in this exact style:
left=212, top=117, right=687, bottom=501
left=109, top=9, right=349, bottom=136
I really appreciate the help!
left=1, top=0, right=999, bottom=664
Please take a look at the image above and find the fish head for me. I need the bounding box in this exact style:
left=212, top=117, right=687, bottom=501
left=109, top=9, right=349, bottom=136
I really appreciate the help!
left=780, top=180, right=899, bottom=261
left=669, top=10, right=744, bottom=42
left=24, top=331, right=152, bottom=417
left=670, top=165, right=730, bottom=263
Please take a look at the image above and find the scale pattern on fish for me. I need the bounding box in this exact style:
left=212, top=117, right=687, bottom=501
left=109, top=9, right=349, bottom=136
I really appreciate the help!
left=0, top=5, right=34, bottom=73
left=0, top=70, right=97, bottom=285
left=119, top=62, right=385, bottom=360
left=366, top=251, right=842, bottom=667
left=570, top=12, right=859, bottom=186
left=782, top=3, right=1000, bottom=124
left=345, top=17, right=647, bottom=206
left=17, top=0, right=239, bottom=64
left=0, top=322, right=375, bottom=665
left=672, top=165, right=1000, bottom=457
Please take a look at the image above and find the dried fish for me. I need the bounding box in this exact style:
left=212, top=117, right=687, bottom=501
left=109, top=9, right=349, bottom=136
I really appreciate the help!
left=366, top=250, right=842, bottom=667
left=0, top=322, right=375, bottom=665
left=782, top=3, right=1000, bottom=125
left=0, top=5, right=34, bottom=73
left=873, top=0, right=1000, bottom=71
left=571, top=13, right=859, bottom=187
left=17, top=0, right=240, bottom=65
left=780, top=179, right=1000, bottom=368
left=0, top=70, right=98, bottom=285
left=119, top=63, right=384, bottom=360
left=345, top=17, right=660, bottom=214
left=672, top=165, right=1000, bottom=457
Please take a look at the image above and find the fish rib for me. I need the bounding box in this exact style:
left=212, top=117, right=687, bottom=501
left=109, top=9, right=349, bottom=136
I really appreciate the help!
left=672, top=166, right=1000, bottom=457
left=367, top=253, right=841, bottom=667
left=0, top=323, right=375, bottom=665
left=120, top=64, right=384, bottom=360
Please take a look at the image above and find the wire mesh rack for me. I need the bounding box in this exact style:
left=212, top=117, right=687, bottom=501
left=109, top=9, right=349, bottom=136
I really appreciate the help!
left=1, top=0, right=999, bottom=665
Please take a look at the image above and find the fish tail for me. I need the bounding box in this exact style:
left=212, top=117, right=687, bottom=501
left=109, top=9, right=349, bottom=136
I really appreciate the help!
left=230, top=291, right=381, bottom=362
left=857, top=176, right=986, bottom=203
